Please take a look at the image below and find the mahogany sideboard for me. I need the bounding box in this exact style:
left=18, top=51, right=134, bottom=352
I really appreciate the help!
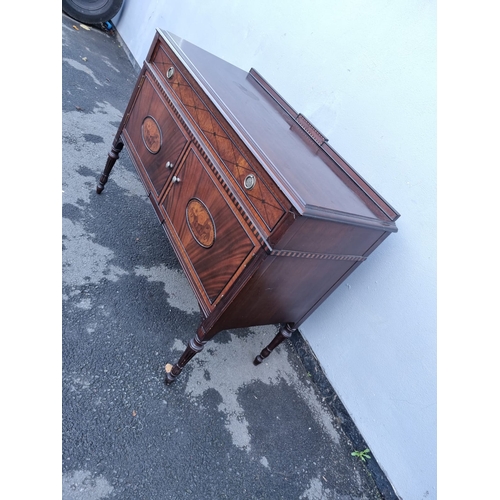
left=96, top=29, right=400, bottom=384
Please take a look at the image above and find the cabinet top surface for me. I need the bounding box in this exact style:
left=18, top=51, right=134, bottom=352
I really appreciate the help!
left=157, top=30, right=399, bottom=229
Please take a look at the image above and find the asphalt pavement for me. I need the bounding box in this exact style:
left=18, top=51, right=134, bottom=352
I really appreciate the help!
left=62, top=13, right=396, bottom=500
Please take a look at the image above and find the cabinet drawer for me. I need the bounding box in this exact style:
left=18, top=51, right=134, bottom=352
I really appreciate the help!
left=161, top=145, right=256, bottom=309
left=150, top=40, right=287, bottom=232
left=123, top=72, right=189, bottom=199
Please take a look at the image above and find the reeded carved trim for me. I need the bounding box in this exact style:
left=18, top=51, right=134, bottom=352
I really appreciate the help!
left=270, top=249, right=366, bottom=262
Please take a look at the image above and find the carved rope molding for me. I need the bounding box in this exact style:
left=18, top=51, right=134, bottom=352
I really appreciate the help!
left=270, top=249, right=366, bottom=261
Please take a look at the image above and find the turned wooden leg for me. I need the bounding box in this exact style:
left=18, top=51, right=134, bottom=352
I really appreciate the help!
left=253, top=323, right=295, bottom=365
left=96, top=141, right=124, bottom=194
left=165, top=329, right=207, bottom=384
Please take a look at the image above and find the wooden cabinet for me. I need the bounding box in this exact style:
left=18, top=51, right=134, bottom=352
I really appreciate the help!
left=97, top=30, right=399, bottom=383
left=162, top=144, right=257, bottom=310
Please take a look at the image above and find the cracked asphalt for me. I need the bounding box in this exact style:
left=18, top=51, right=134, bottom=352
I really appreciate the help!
left=62, top=13, right=386, bottom=500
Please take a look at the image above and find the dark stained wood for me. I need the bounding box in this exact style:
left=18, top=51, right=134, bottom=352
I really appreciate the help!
left=160, top=31, right=399, bottom=226
left=254, top=323, right=296, bottom=365
left=96, top=141, right=123, bottom=194
left=122, top=73, right=190, bottom=199
left=96, top=30, right=399, bottom=384
left=165, top=327, right=207, bottom=384
left=161, top=145, right=256, bottom=307
left=150, top=39, right=289, bottom=234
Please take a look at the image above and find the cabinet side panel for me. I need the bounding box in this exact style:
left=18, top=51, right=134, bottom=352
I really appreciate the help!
left=212, top=216, right=388, bottom=332
left=276, top=217, right=383, bottom=257
left=212, top=255, right=355, bottom=331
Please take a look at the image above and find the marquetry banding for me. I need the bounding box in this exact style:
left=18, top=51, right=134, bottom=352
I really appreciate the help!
left=270, top=249, right=366, bottom=262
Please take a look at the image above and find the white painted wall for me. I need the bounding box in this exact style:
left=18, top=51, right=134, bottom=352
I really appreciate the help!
left=114, top=1, right=436, bottom=498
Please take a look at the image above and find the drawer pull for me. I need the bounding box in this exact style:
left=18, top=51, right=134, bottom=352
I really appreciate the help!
left=172, top=176, right=181, bottom=184
left=166, top=161, right=174, bottom=169
left=244, top=174, right=256, bottom=190
left=166, top=66, right=175, bottom=79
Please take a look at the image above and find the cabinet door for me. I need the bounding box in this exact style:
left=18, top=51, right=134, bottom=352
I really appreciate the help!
left=123, top=73, right=189, bottom=198
left=162, top=145, right=256, bottom=308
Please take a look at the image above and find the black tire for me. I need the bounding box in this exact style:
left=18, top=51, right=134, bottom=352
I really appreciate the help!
left=62, top=0, right=124, bottom=24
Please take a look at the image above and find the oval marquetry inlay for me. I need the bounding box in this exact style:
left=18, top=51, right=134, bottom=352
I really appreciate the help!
left=141, top=116, right=162, bottom=154
left=186, top=198, right=216, bottom=249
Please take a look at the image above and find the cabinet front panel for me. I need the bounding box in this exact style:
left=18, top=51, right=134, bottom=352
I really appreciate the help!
left=162, top=146, right=256, bottom=305
left=151, top=41, right=287, bottom=232
left=123, top=73, right=189, bottom=198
